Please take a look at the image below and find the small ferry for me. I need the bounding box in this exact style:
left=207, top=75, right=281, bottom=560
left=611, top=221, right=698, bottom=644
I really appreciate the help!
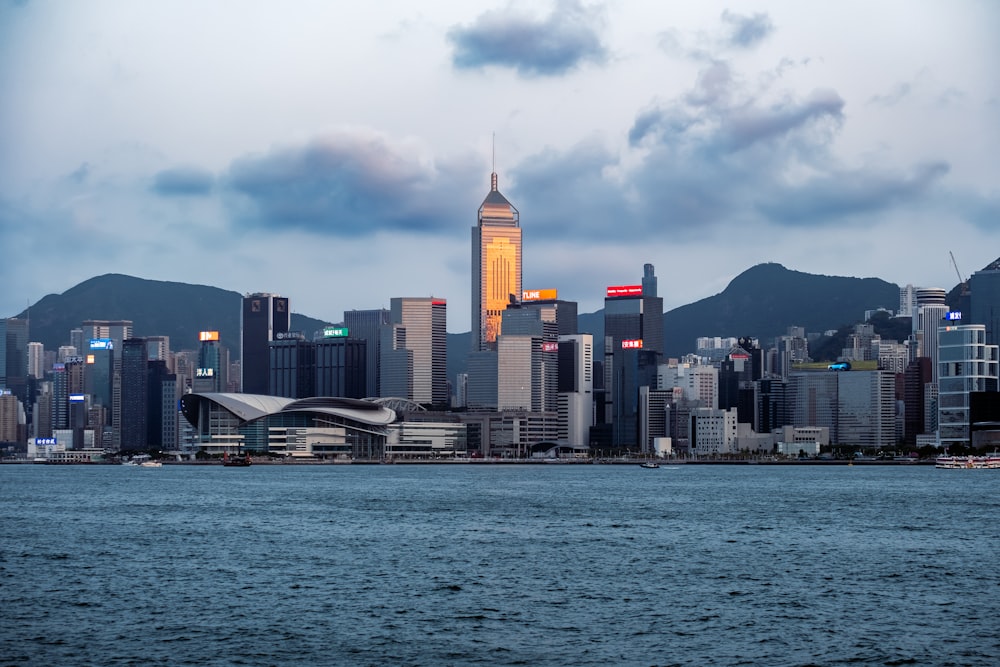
left=935, top=454, right=1000, bottom=469
left=639, top=461, right=660, bottom=469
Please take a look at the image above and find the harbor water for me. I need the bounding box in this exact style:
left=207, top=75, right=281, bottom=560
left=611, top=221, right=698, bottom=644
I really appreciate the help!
left=1, top=463, right=998, bottom=666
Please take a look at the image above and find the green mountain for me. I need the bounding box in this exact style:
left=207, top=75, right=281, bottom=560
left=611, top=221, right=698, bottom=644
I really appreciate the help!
left=662, top=263, right=901, bottom=358
left=17, top=274, right=331, bottom=355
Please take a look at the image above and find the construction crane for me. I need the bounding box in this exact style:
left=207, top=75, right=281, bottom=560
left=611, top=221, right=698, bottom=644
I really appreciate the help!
left=950, top=251, right=970, bottom=297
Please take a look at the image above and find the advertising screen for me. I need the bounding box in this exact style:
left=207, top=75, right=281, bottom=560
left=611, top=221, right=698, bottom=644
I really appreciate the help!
left=522, top=289, right=558, bottom=302
left=606, top=285, right=643, bottom=298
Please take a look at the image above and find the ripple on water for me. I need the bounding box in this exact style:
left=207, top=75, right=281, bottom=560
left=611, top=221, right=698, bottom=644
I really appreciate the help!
left=1, top=464, right=998, bottom=666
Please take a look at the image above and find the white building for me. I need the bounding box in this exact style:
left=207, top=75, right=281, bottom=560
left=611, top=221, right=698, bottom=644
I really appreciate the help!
left=898, top=284, right=917, bottom=319
left=775, top=425, right=829, bottom=456
left=27, top=342, right=45, bottom=379
left=690, top=407, right=737, bottom=456
left=913, top=287, right=949, bottom=383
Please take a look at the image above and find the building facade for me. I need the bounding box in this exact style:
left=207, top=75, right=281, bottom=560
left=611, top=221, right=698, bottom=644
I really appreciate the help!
left=938, top=323, right=999, bottom=448
left=557, top=333, right=594, bottom=448
left=381, top=297, right=447, bottom=407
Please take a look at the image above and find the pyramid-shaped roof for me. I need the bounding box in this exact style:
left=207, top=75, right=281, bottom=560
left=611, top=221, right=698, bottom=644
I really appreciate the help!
left=478, top=172, right=519, bottom=226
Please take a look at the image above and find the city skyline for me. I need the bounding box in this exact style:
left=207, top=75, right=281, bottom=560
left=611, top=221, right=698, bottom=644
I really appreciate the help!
left=1, top=1, right=998, bottom=331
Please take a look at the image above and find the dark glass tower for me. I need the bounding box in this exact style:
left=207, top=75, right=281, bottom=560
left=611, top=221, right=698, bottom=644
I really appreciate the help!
left=120, top=338, right=149, bottom=449
left=343, top=309, right=390, bottom=397
left=970, top=259, right=1000, bottom=346
left=268, top=337, right=315, bottom=399
left=241, top=293, right=289, bottom=395
left=603, top=265, right=664, bottom=446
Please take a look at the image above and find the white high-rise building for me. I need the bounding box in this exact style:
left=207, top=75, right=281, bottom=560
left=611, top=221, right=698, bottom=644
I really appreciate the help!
left=27, top=342, right=45, bottom=379
left=914, top=287, right=949, bottom=383
left=557, top=333, right=593, bottom=448
left=690, top=407, right=738, bottom=456
left=898, top=284, right=917, bottom=319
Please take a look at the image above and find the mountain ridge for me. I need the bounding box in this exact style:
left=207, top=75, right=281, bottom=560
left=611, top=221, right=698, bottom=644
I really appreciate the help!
left=16, top=264, right=961, bottom=375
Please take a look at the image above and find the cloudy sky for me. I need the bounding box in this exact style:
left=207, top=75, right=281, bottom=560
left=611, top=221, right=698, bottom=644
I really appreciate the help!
left=2, top=1, right=998, bottom=332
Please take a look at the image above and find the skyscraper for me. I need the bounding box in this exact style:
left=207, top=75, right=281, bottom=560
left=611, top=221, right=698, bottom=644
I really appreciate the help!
left=472, top=169, right=521, bottom=351
left=558, top=333, right=593, bottom=448
left=913, top=287, right=949, bottom=384
left=241, top=293, right=289, bottom=394
left=194, top=331, right=224, bottom=393
left=603, top=264, right=664, bottom=445
left=344, top=308, right=391, bottom=397
left=0, top=317, right=29, bottom=387
left=938, top=323, right=999, bottom=448
left=969, top=259, right=1000, bottom=346
left=120, top=338, right=149, bottom=449
left=381, top=297, right=447, bottom=406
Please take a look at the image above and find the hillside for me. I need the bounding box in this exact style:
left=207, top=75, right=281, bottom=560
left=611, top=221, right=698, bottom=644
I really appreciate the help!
left=17, top=274, right=330, bottom=355
left=662, top=263, right=901, bottom=358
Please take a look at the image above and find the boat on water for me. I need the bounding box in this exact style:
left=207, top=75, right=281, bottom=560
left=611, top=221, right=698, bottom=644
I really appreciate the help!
left=935, top=454, right=1000, bottom=469
left=222, top=451, right=252, bottom=467
left=123, top=455, right=160, bottom=467
left=640, top=461, right=660, bottom=469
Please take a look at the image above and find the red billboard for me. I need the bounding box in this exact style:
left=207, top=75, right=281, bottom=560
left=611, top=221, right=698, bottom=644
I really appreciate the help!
left=621, top=339, right=643, bottom=349
left=606, top=285, right=643, bottom=298
left=541, top=342, right=559, bottom=352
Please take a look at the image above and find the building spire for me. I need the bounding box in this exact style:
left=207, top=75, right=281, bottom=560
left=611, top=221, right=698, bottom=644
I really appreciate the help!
left=491, top=132, right=497, bottom=191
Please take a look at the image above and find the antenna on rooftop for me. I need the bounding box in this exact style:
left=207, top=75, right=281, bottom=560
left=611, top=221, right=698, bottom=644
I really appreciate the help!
left=490, top=132, right=498, bottom=191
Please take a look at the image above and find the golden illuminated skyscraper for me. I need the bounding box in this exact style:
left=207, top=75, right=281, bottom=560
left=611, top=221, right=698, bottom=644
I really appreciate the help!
left=472, top=169, right=521, bottom=351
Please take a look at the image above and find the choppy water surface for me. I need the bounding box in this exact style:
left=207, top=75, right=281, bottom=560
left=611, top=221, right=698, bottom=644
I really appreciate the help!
left=2, top=463, right=998, bottom=666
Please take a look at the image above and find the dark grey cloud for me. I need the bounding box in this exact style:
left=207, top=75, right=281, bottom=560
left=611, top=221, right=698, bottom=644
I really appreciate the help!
left=721, top=89, right=844, bottom=152
left=448, top=0, right=606, bottom=76
left=152, top=166, right=214, bottom=196
left=508, top=141, right=628, bottom=239
left=224, top=135, right=478, bottom=237
left=720, top=10, right=774, bottom=48
left=520, top=62, right=950, bottom=239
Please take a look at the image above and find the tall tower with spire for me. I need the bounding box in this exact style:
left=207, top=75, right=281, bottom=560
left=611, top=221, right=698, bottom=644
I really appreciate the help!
left=472, top=154, right=521, bottom=351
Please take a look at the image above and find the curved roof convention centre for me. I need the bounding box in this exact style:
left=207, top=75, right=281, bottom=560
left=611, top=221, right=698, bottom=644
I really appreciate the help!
left=180, top=393, right=397, bottom=429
